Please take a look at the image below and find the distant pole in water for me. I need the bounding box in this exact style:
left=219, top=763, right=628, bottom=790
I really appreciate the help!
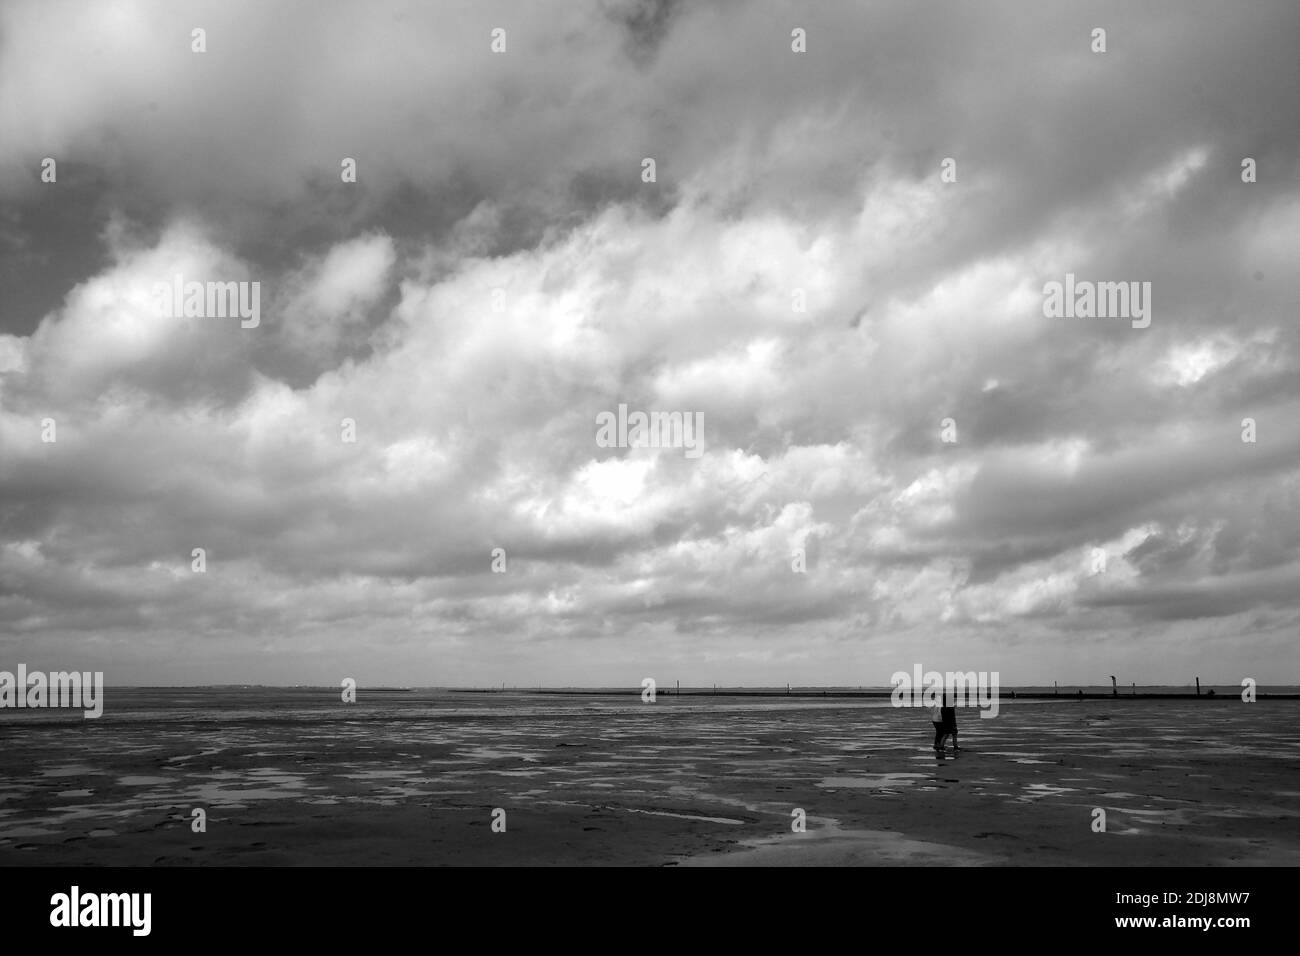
left=787, top=682, right=791, bottom=695
left=676, top=679, right=680, bottom=695
left=1054, top=681, right=1058, bottom=696
left=1110, top=675, right=1118, bottom=697
left=1196, top=677, right=1201, bottom=696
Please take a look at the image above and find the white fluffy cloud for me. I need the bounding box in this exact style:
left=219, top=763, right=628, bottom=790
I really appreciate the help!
left=2, top=0, right=1299, bottom=684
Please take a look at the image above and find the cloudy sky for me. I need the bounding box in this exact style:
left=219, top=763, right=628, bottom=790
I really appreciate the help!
left=1, top=0, right=1298, bottom=686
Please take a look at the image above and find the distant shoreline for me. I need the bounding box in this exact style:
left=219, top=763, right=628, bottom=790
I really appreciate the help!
left=510, top=688, right=1300, bottom=701
left=72, top=685, right=1300, bottom=700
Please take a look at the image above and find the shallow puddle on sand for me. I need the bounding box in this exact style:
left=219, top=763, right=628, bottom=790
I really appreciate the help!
left=39, top=766, right=101, bottom=778
left=614, top=807, right=744, bottom=825
left=187, top=780, right=308, bottom=804
left=339, top=769, right=424, bottom=780
left=1018, top=783, right=1079, bottom=800
left=486, top=769, right=546, bottom=778
left=819, top=773, right=929, bottom=789
left=681, top=822, right=995, bottom=866
left=533, top=798, right=744, bottom=826
left=165, top=747, right=225, bottom=763
left=3, top=826, right=58, bottom=837
left=1201, top=806, right=1298, bottom=819
left=665, top=786, right=764, bottom=814
left=980, top=752, right=1051, bottom=762
left=459, top=748, right=540, bottom=762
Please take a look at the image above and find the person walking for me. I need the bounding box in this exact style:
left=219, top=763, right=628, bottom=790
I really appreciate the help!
left=940, top=686, right=960, bottom=752
left=928, top=697, right=946, bottom=754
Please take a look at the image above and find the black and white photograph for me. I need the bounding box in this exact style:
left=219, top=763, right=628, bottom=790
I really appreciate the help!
left=1, top=0, right=1297, bottom=936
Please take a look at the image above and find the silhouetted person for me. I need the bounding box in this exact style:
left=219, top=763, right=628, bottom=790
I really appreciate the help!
left=940, top=687, right=959, bottom=752
left=928, top=699, right=946, bottom=754
left=930, top=697, right=951, bottom=754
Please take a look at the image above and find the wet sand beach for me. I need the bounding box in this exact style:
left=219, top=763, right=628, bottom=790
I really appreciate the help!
left=1, top=691, right=1297, bottom=866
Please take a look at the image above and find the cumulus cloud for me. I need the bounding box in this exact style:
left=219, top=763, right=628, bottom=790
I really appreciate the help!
left=1, top=0, right=1298, bottom=684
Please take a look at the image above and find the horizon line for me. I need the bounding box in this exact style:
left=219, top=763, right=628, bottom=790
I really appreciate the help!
left=70, top=681, right=1296, bottom=690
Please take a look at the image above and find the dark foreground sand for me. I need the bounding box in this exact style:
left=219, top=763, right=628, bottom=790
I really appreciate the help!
left=1, top=694, right=1296, bottom=865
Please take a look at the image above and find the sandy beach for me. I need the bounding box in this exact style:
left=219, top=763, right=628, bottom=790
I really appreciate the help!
left=1, top=691, right=1297, bottom=866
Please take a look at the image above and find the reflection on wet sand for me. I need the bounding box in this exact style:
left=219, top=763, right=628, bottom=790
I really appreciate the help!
left=1, top=691, right=1297, bottom=865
